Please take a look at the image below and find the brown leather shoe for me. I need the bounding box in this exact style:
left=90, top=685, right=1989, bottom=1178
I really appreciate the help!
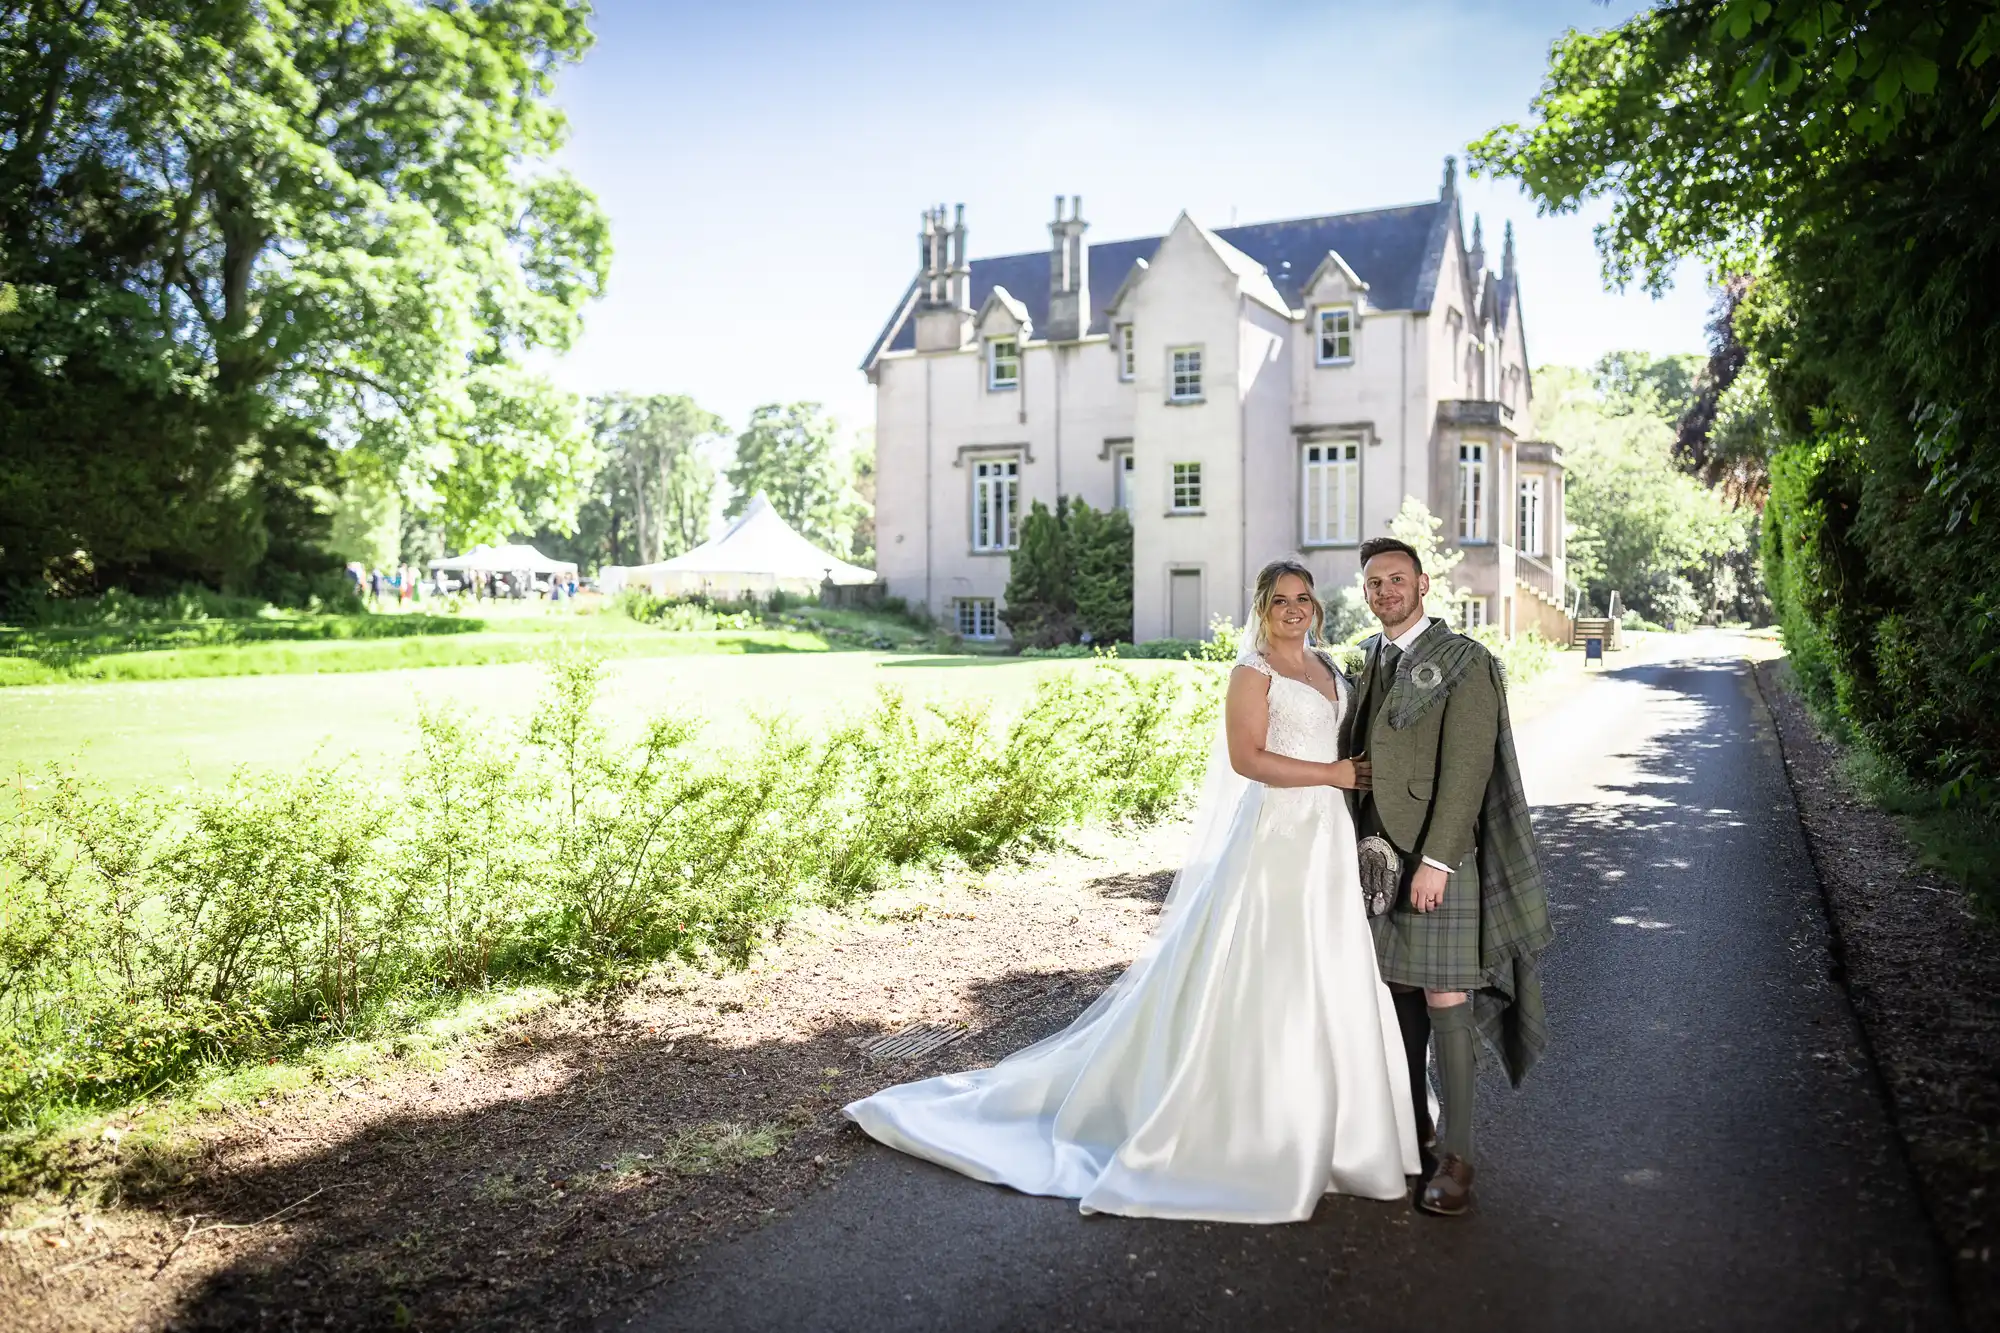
left=1418, top=1154, right=1475, bottom=1216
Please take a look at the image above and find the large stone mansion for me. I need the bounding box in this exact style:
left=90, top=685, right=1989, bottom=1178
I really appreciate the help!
left=862, top=159, right=1571, bottom=644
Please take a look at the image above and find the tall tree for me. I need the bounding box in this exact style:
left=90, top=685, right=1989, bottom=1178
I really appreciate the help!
left=726, top=403, right=859, bottom=556
left=0, top=0, right=609, bottom=592
left=1535, top=365, right=1752, bottom=626
left=598, top=394, right=724, bottom=564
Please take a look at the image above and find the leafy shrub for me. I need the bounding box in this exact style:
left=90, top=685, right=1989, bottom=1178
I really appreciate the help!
left=0, top=649, right=1223, bottom=1124
left=8, top=586, right=272, bottom=626
left=1470, top=626, right=1553, bottom=686
left=614, top=588, right=760, bottom=632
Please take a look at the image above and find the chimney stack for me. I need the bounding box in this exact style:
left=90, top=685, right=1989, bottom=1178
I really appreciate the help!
left=914, top=201, right=974, bottom=352
left=1046, top=194, right=1090, bottom=341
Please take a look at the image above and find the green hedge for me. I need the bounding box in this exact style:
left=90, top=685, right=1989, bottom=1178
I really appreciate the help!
left=1764, top=429, right=2000, bottom=809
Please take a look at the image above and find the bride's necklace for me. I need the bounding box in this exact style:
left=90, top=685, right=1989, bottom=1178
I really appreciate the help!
left=1264, top=645, right=1339, bottom=703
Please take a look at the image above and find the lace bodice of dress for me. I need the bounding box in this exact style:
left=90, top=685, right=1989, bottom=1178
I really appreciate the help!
left=1242, top=652, right=1345, bottom=764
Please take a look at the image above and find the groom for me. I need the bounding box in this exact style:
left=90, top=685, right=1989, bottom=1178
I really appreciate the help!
left=1340, top=537, right=1553, bottom=1217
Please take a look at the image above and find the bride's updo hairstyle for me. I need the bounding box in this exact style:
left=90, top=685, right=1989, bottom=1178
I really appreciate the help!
left=1249, top=558, right=1325, bottom=652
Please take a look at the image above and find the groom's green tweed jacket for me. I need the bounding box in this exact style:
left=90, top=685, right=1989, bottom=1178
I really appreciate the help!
left=1341, top=619, right=1555, bottom=1086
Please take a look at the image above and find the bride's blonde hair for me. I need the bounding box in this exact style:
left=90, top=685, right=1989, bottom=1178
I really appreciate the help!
left=1249, top=559, right=1325, bottom=651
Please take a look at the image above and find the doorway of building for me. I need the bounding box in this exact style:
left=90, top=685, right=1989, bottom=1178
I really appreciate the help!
left=1169, top=569, right=1203, bottom=641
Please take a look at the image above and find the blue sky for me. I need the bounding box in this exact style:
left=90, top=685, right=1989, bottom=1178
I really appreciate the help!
left=546, top=0, right=1709, bottom=437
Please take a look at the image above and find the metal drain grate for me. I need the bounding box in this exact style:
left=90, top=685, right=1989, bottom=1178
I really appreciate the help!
left=859, top=1022, right=970, bottom=1062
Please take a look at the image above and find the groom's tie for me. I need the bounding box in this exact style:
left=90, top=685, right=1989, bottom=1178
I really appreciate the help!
left=1375, top=643, right=1403, bottom=711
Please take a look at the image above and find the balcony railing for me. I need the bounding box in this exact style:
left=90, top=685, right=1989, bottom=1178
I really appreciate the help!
left=1437, top=399, right=1516, bottom=429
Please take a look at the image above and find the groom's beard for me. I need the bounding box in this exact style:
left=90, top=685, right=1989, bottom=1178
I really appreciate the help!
left=1368, top=591, right=1415, bottom=629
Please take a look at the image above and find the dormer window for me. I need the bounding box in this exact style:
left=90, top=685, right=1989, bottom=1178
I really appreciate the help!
left=1117, top=325, right=1135, bottom=381
left=987, top=337, right=1020, bottom=391
left=1316, top=306, right=1355, bottom=365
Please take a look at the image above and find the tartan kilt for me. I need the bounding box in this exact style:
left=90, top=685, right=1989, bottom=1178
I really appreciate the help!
left=1361, top=801, right=1486, bottom=991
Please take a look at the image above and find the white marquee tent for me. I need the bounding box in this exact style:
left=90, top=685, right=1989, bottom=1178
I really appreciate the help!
left=429, top=543, right=578, bottom=577
left=613, top=495, right=876, bottom=601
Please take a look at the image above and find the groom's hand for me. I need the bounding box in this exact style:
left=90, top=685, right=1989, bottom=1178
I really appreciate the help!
left=1410, top=862, right=1449, bottom=913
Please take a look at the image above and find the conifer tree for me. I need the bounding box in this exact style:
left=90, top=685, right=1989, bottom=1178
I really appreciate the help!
left=1069, top=501, right=1134, bottom=644
left=1001, top=500, right=1075, bottom=647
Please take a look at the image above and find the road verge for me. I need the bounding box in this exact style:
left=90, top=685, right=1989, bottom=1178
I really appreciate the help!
left=1754, top=658, right=1999, bottom=1329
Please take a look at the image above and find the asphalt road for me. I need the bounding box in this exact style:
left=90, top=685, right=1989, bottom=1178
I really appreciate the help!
left=621, top=642, right=1957, bottom=1333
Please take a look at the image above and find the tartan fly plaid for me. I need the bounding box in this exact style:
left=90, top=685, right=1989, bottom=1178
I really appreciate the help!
left=1357, top=633, right=1554, bottom=1087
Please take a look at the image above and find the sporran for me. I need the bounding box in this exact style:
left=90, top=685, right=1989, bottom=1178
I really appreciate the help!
left=1357, top=834, right=1401, bottom=918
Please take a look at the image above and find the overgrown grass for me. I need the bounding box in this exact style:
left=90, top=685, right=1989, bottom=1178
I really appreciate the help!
left=0, top=648, right=1222, bottom=1139
left=1841, top=743, right=2000, bottom=920
left=1779, top=663, right=2000, bottom=920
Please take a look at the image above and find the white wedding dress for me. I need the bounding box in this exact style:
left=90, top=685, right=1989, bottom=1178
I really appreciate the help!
left=845, top=646, right=1419, bottom=1222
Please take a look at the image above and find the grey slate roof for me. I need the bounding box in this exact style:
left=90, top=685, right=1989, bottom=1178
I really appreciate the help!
left=865, top=201, right=1443, bottom=368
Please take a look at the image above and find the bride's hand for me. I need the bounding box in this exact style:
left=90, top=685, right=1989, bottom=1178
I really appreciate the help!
left=1327, top=758, right=1371, bottom=791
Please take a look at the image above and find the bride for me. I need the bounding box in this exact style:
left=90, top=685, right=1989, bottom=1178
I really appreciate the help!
left=844, top=559, right=1420, bottom=1222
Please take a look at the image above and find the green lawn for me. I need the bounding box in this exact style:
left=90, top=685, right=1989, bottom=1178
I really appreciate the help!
left=0, top=603, right=849, bottom=687
left=2, top=651, right=1199, bottom=791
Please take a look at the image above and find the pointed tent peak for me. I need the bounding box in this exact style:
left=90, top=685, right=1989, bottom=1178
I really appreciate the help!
left=731, top=491, right=777, bottom=527
left=640, top=492, right=877, bottom=587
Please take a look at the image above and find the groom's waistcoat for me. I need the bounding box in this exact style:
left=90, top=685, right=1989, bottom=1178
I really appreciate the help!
left=1342, top=620, right=1500, bottom=872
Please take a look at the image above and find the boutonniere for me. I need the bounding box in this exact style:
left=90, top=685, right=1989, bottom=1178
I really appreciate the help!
left=1411, top=661, right=1445, bottom=691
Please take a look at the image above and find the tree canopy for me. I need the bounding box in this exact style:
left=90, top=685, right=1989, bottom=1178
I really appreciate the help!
left=1473, top=1, right=2000, bottom=794
left=1535, top=358, right=1754, bottom=626
left=725, top=403, right=865, bottom=560
left=0, top=0, right=608, bottom=594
